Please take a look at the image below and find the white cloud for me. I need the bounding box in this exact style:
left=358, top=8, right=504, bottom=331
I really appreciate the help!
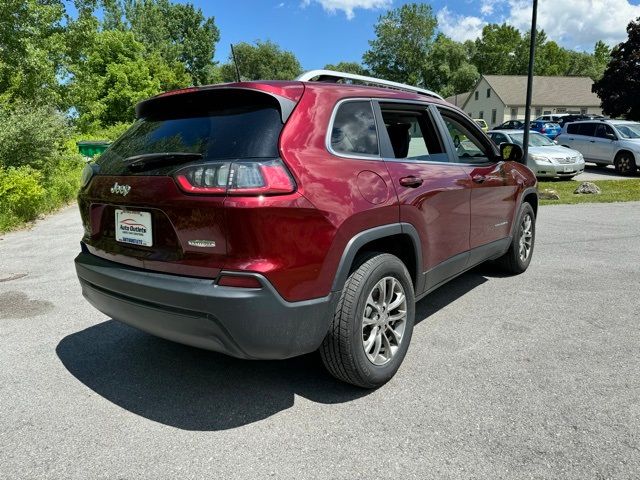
left=301, top=0, right=391, bottom=20
left=480, top=0, right=499, bottom=16
left=506, top=0, right=640, bottom=49
left=436, top=0, right=640, bottom=49
left=436, top=7, right=486, bottom=42
left=276, top=2, right=285, bottom=7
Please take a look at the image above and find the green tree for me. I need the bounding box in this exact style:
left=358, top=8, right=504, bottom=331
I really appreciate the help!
left=220, top=41, right=302, bottom=82
left=0, top=101, right=70, bottom=172
left=472, top=23, right=522, bottom=75
left=425, top=33, right=478, bottom=97
left=324, top=62, right=369, bottom=76
left=0, top=0, right=66, bottom=106
left=363, top=3, right=438, bottom=86
left=68, top=30, right=189, bottom=130
left=100, top=0, right=220, bottom=85
left=592, top=40, right=611, bottom=79
left=593, top=18, right=640, bottom=119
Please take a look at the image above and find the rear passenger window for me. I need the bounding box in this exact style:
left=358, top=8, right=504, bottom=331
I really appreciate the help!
left=567, top=124, right=579, bottom=134
left=330, top=101, right=379, bottom=156
left=379, top=104, right=447, bottom=162
left=577, top=123, right=596, bottom=136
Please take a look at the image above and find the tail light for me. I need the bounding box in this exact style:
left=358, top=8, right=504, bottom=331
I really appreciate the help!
left=540, top=126, right=546, bottom=133
left=174, top=159, right=295, bottom=196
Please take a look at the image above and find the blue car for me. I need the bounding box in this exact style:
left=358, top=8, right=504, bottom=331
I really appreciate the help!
left=529, top=120, right=561, bottom=139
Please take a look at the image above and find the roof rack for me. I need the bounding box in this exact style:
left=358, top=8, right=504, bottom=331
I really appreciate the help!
left=295, top=69, right=443, bottom=100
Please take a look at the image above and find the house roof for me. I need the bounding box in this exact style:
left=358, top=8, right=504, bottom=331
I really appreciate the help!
left=444, top=91, right=470, bottom=107
left=464, top=75, right=601, bottom=108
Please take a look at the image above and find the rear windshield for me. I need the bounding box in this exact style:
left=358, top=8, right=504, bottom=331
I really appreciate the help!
left=97, top=89, right=283, bottom=175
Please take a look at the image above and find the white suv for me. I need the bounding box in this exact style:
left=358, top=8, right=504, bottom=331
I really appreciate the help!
left=536, top=114, right=570, bottom=123
left=555, top=120, right=640, bottom=175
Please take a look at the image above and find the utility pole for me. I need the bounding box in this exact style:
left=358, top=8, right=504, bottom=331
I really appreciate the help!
left=522, top=0, right=538, bottom=162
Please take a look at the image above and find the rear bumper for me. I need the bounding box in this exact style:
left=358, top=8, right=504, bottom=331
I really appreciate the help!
left=75, top=251, right=338, bottom=360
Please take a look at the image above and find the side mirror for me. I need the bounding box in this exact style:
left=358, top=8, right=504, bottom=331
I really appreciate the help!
left=500, top=142, right=524, bottom=163
left=606, top=133, right=617, bottom=141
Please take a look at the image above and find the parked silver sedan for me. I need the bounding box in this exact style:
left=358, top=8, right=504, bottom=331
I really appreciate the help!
left=489, top=129, right=585, bottom=179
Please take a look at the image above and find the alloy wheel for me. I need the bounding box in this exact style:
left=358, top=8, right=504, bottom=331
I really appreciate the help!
left=618, top=155, right=633, bottom=174
left=519, top=213, right=533, bottom=262
left=362, top=276, right=407, bottom=366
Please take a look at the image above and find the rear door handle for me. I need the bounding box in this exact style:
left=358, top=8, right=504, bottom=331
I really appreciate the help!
left=399, top=176, right=423, bottom=188
left=472, top=174, right=486, bottom=184
left=589, top=140, right=595, bottom=143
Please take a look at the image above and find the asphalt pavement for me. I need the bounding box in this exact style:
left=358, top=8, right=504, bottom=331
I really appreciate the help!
left=574, top=163, right=639, bottom=181
left=1, top=202, right=639, bottom=479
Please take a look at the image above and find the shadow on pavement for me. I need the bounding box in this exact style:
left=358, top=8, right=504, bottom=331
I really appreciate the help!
left=414, top=264, right=497, bottom=325
left=57, top=267, right=496, bottom=431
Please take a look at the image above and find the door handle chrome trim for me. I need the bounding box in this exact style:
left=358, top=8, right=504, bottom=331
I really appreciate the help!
left=399, top=176, right=423, bottom=188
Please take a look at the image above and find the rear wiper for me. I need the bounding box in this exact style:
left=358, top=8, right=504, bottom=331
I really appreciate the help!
left=125, top=152, right=203, bottom=172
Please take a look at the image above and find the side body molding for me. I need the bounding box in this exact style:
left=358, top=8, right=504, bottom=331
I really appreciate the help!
left=331, top=223, right=424, bottom=295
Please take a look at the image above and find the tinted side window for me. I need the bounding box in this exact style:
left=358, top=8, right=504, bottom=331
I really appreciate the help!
left=491, top=133, right=508, bottom=145
left=330, top=101, right=379, bottom=156
left=595, top=124, right=615, bottom=138
left=379, top=104, right=447, bottom=162
left=577, top=123, right=597, bottom=137
left=439, top=110, right=492, bottom=163
left=567, top=123, right=579, bottom=134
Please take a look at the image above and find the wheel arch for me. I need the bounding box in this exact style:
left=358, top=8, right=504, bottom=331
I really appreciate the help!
left=509, top=187, right=538, bottom=239
left=331, top=223, right=423, bottom=294
left=522, top=188, right=538, bottom=217
left=615, top=149, right=636, bottom=162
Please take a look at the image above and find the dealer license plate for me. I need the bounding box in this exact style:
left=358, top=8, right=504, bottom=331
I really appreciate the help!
left=115, top=209, right=153, bottom=247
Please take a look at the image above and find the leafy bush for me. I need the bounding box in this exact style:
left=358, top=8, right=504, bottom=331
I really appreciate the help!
left=0, top=101, right=71, bottom=173
left=43, top=154, right=85, bottom=209
left=83, top=122, right=132, bottom=141
left=0, top=166, right=46, bottom=230
left=0, top=99, right=91, bottom=232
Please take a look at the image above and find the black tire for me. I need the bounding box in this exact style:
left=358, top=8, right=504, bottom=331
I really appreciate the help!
left=320, top=253, right=415, bottom=389
left=496, top=202, right=536, bottom=274
left=614, top=152, right=637, bottom=175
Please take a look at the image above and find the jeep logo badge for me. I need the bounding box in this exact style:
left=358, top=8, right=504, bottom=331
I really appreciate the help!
left=110, top=182, right=131, bottom=196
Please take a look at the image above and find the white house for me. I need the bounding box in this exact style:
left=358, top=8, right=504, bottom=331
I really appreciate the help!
left=445, top=75, right=603, bottom=128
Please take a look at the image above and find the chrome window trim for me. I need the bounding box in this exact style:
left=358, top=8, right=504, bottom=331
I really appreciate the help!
left=325, top=98, right=383, bottom=161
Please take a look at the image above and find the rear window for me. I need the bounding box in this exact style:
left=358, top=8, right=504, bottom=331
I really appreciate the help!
left=97, top=89, right=284, bottom=175
left=330, top=101, right=379, bottom=156
left=572, top=123, right=597, bottom=136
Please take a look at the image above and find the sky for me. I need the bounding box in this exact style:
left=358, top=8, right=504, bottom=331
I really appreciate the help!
left=203, top=0, right=640, bottom=69
left=68, top=0, right=640, bottom=70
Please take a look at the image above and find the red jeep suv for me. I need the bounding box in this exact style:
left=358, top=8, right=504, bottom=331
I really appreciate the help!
left=75, top=70, right=537, bottom=388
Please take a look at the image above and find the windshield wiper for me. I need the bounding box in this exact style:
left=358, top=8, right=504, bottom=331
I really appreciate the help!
left=125, top=152, right=203, bottom=172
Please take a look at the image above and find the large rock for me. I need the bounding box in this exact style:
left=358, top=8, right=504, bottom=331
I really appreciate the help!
left=539, top=188, right=560, bottom=200
left=574, top=182, right=601, bottom=195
